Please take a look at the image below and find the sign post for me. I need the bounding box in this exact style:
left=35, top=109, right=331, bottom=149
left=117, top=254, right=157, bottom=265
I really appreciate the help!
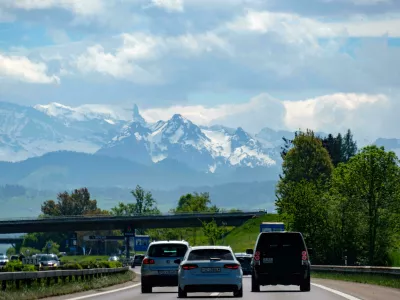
left=124, top=225, right=135, bottom=260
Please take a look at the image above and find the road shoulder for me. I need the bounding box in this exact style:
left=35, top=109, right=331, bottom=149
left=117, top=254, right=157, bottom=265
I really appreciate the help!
left=312, top=278, right=400, bottom=300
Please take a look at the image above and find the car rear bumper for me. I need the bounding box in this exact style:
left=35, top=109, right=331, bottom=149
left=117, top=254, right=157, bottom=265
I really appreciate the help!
left=141, top=274, right=178, bottom=287
left=179, top=276, right=242, bottom=291
left=255, top=270, right=309, bottom=285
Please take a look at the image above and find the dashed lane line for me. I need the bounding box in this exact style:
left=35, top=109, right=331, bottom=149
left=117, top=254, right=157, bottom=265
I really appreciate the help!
left=312, top=283, right=362, bottom=300
left=66, top=283, right=141, bottom=300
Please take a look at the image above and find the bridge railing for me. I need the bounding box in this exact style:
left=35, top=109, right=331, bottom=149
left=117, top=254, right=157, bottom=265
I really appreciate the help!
left=0, top=209, right=267, bottom=221
left=311, top=265, right=400, bottom=276
left=0, top=266, right=129, bottom=291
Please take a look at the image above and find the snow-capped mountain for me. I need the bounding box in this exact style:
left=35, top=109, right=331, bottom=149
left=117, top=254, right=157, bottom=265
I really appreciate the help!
left=97, top=108, right=278, bottom=173
left=0, top=101, right=124, bottom=161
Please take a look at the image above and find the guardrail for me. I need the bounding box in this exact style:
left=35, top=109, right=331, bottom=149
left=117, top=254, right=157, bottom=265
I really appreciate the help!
left=0, top=266, right=129, bottom=291
left=311, top=265, right=400, bottom=276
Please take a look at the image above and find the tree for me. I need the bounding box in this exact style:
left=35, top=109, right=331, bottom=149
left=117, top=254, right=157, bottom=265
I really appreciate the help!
left=42, top=240, right=60, bottom=254
left=202, top=219, right=223, bottom=245
left=41, top=188, right=99, bottom=216
left=276, top=130, right=334, bottom=263
left=330, top=146, right=400, bottom=265
left=111, top=185, right=160, bottom=235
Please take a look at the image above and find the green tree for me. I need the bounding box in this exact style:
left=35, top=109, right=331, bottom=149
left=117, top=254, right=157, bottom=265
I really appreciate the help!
left=330, top=146, right=400, bottom=265
left=41, top=188, right=100, bottom=216
left=42, top=240, right=60, bottom=254
left=276, top=129, right=334, bottom=263
left=202, top=219, right=223, bottom=245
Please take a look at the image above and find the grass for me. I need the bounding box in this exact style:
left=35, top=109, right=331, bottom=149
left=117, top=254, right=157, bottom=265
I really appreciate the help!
left=219, top=214, right=281, bottom=252
left=0, top=270, right=136, bottom=300
left=312, top=271, right=400, bottom=290
left=60, top=255, right=108, bottom=263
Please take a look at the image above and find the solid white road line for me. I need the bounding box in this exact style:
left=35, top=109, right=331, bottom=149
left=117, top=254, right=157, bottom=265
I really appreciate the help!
left=312, top=283, right=362, bottom=300
left=210, top=292, right=220, bottom=296
left=66, top=283, right=141, bottom=300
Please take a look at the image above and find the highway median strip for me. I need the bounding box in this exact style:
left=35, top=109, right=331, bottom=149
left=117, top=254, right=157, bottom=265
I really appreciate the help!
left=0, top=269, right=135, bottom=300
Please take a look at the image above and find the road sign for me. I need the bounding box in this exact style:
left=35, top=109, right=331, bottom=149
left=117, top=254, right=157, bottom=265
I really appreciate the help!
left=134, top=235, right=150, bottom=251
left=124, top=225, right=135, bottom=237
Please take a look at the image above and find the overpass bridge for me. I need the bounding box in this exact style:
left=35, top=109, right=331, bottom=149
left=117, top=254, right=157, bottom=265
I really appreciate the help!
left=0, top=211, right=266, bottom=234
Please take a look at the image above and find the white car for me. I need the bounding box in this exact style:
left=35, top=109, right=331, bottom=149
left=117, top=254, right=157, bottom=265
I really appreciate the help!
left=177, top=245, right=243, bottom=298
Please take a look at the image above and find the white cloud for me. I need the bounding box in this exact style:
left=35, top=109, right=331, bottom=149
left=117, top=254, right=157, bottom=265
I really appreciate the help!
left=73, top=31, right=230, bottom=82
left=226, top=9, right=400, bottom=38
left=141, top=92, right=399, bottom=140
left=5, top=0, right=104, bottom=16
left=0, top=53, right=60, bottom=84
left=149, top=0, right=184, bottom=12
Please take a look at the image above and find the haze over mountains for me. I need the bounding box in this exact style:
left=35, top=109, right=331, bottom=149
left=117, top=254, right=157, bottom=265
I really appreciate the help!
left=0, top=100, right=399, bottom=217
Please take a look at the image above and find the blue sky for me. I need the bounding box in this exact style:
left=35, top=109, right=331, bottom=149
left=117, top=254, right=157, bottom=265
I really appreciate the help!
left=1, top=0, right=400, bottom=139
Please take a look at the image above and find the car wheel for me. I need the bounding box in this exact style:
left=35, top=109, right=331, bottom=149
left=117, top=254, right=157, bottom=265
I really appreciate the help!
left=234, top=287, right=243, bottom=297
left=300, top=277, right=311, bottom=292
left=178, top=286, right=187, bottom=298
left=141, top=284, right=152, bottom=293
left=251, top=275, right=260, bottom=292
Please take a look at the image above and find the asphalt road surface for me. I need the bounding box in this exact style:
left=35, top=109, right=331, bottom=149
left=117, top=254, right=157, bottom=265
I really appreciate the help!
left=66, top=275, right=360, bottom=300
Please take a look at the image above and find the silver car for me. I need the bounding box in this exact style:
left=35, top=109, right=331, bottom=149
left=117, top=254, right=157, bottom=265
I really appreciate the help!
left=141, top=240, right=189, bottom=293
left=0, top=254, right=8, bottom=269
left=177, top=246, right=243, bottom=298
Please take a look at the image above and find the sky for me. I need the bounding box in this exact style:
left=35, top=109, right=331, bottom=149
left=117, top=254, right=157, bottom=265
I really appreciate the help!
left=1, top=0, right=400, bottom=140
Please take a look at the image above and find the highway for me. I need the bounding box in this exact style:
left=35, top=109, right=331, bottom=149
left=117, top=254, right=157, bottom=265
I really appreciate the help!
left=50, top=274, right=371, bottom=300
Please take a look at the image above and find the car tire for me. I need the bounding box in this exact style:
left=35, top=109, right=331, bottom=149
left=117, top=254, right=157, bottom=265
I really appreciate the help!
left=251, top=275, right=260, bottom=292
left=141, top=284, right=152, bottom=293
left=234, top=287, right=243, bottom=297
left=300, top=277, right=311, bottom=292
left=178, top=286, right=187, bottom=298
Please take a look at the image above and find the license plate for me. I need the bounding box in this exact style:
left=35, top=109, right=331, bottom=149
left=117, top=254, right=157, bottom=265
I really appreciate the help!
left=263, top=257, right=273, bottom=263
left=201, top=267, right=221, bottom=273
left=158, top=270, right=177, bottom=275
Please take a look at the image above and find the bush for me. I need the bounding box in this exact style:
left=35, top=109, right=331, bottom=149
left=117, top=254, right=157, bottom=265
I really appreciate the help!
left=61, top=262, right=82, bottom=270
left=2, top=261, right=36, bottom=272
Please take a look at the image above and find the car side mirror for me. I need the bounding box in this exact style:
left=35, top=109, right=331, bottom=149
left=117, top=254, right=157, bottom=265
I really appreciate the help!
left=245, top=249, right=253, bottom=255
left=307, top=248, right=314, bottom=255
left=174, top=259, right=181, bottom=264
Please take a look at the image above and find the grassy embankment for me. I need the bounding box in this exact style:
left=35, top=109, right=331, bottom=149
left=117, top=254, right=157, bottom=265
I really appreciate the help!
left=0, top=270, right=136, bottom=300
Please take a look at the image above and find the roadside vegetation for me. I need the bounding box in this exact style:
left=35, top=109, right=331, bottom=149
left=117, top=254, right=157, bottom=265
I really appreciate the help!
left=0, top=270, right=135, bottom=300
left=311, top=271, right=400, bottom=290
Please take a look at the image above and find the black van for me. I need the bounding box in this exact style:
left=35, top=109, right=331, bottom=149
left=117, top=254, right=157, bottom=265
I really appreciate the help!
left=246, top=231, right=313, bottom=292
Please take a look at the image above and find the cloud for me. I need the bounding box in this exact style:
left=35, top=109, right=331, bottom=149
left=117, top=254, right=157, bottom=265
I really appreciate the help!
left=0, top=52, right=60, bottom=84
left=141, top=92, right=399, bottom=140
left=3, top=0, right=104, bottom=16
left=147, top=0, right=184, bottom=12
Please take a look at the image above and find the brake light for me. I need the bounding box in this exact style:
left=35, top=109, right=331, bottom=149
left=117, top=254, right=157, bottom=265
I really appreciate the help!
left=302, top=251, right=308, bottom=261
left=182, top=264, right=198, bottom=270
left=142, top=258, right=155, bottom=264
left=224, top=264, right=240, bottom=269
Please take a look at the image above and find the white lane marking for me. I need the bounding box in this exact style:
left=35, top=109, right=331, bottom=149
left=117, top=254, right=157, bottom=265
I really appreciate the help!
left=67, top=283, right=141, bottom=300
left=312, top=283, right=362, bottom=300
left=210, top=292, right=220, bottom=296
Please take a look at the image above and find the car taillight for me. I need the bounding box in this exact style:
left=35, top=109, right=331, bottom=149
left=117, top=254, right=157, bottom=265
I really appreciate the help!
left=302, top=251, right=308, bottom=261
left=142, top=258, right=155, bottom=264
left=224, top=264, right=240, bottom=269
left=182, top=264, right=198, bottom=270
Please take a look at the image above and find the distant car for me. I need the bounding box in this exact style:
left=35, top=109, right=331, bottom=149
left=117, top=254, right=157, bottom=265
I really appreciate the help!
left=141, top=240, right=189, bottom=293
left=235, top=253, right=252, bottom=275
left=39, top=254, right=60, bottom=268
left=177, top=245, right=243, bottom=298
left=246, top=231, right=313, bottom=292
left=10, top=255, right=19, bottom=261
left=0, top=254, right=9, bottom=269
left=132, top=254, right=144, bottom=267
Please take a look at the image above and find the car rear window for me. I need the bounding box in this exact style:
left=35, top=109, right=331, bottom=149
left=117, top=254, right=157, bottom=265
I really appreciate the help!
left=187, top=249, right=234, bottom=261
left=257, top=233, right=305, bottom=253
left=148, top=244, right=188, bottom=257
